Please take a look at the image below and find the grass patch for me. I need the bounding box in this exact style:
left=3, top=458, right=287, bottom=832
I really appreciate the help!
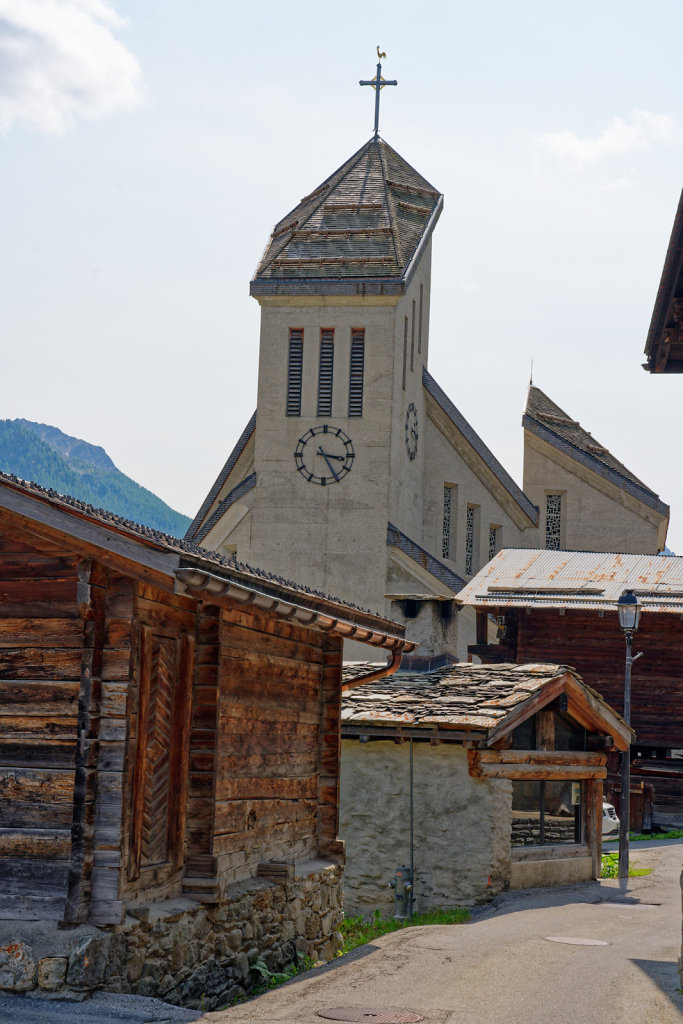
left=340, top=906, right=470, bottom=954
left=600, top=852, right=652, bottom=878
left=604, top=829, right=683, bottom=844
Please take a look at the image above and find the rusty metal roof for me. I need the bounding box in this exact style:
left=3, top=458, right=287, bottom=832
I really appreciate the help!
left=456, top=548, right=683, bottom=612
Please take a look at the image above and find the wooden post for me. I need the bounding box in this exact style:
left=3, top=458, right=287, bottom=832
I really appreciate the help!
left=129, top=625, right=152, bottom=881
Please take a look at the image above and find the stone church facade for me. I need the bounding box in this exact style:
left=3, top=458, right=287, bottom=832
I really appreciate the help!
left=186, top=135, right=669, bottom=661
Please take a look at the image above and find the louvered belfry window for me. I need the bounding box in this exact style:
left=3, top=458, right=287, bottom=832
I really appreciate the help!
left=317, top=330, right=334, bottom=416
left=286, top=329, right=304, bottom=416
left=348, top=330, right=365, bottom=417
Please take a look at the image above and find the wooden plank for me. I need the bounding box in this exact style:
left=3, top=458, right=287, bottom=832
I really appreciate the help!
left=0, top=858, right=70, bottom=895
left=129, top=625, right=152, bottom=881
left=0, top=649, right=83, bottom=680
left=0, top=767, right=75, bottom=827
left=536, top=710, right=555, bottom=751
left=214, top=798, right=316, bottom=836
left=219, top=621, right=324, bottom=664
left=213, top=818, right=317, bottom=855
left=0, top=681, right=79, bottom=716
left=136, top=597, right=195, bottom=635
left=168, top=632, right=194, bottom=869
left=483, top=674, right=567, bottom=748
left=477, top=751, right=606, bottom=767
left=0, top=740, right=76, bottom=768
left=0, top=716, right=78, bottom=741
left=0, top=828, right=71, bottom=860
left=0, top=579, right=78, bottom=617
left=219, top=750, right=318, bottom=778
left=101, top=682, right=127, bottom=718
left=221, top=604, right=321, bottom=646
left=220, top=650, right=324, bottom=687
left=476, top=763, right=606, bottom=781
left=0, top=894, right=66, bottom=919
left=216, top=776, right=317, bottom=802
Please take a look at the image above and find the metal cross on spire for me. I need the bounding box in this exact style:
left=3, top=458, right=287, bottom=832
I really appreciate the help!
left=359, top=47, right=397, bottom=139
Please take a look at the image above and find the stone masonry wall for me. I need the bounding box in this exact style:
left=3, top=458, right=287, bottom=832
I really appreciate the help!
left=0, top=860, right=342, bottom=1011
left=339, top=740, right=511, bottom=916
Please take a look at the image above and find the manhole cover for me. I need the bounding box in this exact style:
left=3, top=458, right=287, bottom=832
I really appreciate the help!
left=318, top=1010, right=423, bottom=1023
left=545, top=936, right=609, bottom=946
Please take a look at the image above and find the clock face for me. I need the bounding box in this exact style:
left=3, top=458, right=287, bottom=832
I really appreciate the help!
left=405, top=402, right=418, bottom=460
left=294, top=425, right=355, bottom=485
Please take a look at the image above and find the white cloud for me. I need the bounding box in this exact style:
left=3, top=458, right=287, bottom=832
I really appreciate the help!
left=460, top=281, right=480, bottom=293
left=0, top=0, right=144, bottom=133
left=539, top=110, right=674, bottom=166
left=596, top=176, right=636, bottom=193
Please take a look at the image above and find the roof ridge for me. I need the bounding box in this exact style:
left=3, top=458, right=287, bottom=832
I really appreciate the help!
left=185, top=411, right=256, bottom=540
left=377, top=139, right=403, bottom=267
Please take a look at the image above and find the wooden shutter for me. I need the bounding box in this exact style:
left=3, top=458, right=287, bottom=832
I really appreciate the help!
left=348, top=330, right=365, bottom=417
left=317, top=330, right=334, bottom=416
left=286, top=329, right=304, bottom=416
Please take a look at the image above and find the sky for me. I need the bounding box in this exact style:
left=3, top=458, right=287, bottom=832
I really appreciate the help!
left=2, top=1, right=683, bottom=549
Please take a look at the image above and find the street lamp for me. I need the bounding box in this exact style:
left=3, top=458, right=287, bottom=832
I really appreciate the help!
left=616, top=589, right=642, bottom=880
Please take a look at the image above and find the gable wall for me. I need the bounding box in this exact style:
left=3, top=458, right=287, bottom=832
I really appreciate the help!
left=523, top=432, right=665, bottom=554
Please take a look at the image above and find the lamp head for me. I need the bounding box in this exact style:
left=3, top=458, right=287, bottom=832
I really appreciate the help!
left=617, top=588, right=641, bottom=634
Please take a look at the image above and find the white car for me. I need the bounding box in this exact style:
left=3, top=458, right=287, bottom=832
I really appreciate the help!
left=602, top=801, right=620, bottom=836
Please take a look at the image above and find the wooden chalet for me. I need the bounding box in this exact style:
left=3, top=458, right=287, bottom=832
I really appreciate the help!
left=0, top=472, right=415, bottom=1002
left=340, top=662, right=631, bottom=913
left=458, top=548, right=683, bottom=823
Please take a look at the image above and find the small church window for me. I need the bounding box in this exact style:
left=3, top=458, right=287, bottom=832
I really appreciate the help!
left=489, top=525, right=500, bottom=563
left=402, top=317, right=408, bottom=390
left=418, top=283, right=423, bottom=355
left=286, top=329, right=304, bottom=417
left=410, top=300, right=415, bottom=372
left=546, top=494, right=562, bottom=550
left=317, top=330, right=334, bottom=416
left=442, top=484, right=456, bottom=560
left=465, top=505, right=480, bottom=576
left=348, top=330, right=365, bottom=416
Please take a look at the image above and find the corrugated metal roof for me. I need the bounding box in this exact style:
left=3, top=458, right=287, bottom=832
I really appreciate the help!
left=456, top=548, right=683, bottom=612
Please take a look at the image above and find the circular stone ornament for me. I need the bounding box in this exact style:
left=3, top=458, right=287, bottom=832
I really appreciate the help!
left=318, top=1010, right=423, bottom=1023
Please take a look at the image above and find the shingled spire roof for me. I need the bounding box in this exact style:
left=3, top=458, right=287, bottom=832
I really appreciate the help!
left=523, top=386, right=668, bottom=514
left=250, top=137, right=443, bottom=297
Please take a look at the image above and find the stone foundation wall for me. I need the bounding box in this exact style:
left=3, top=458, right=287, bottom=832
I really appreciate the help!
left=0, top=859, right=342, bottom=1011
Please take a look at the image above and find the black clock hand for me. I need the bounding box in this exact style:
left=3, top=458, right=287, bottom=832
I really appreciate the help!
left=317, top=447, right=340, bottom=481
left=317, top=448, right=345, bottom=461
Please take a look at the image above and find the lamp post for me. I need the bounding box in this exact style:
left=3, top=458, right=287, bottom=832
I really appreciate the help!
left=616, top=589, right=642, bottom=880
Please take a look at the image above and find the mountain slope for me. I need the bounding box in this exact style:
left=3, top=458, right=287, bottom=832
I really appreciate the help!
left=0, top=419, right=191, bottom=538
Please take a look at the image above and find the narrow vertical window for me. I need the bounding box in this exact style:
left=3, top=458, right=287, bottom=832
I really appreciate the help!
left=465, top=505, right=480, bottom=576
left=402, top=317, right=408, bottom=390
left=418, top=283, right=423, bottom=354
left=348, top=330, right=365, bottom=417
left=546, top=494, right=562, bottom=550
left=442, top=485, right=456, bottom=560
left=317, top=329, right=334, bottom=417
left=410, top=300, right=415, bottom=372
left=286, top=329, right=303, bottom=417
left=489, top=525, right=500, bottom=562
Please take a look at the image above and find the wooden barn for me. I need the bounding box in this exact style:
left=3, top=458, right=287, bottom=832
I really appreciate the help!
left=0, top=472, right=414, bottom=1006
left=458, top=548, right=683, bottom=825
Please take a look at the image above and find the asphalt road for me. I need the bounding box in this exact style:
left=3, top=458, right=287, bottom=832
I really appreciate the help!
left=1, top=839, right=681, bottom=1023
left=204, top=838, right=683, bottom=1024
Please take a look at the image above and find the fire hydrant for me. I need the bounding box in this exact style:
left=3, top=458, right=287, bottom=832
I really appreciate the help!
left=389, top=865, right=413, bottom=920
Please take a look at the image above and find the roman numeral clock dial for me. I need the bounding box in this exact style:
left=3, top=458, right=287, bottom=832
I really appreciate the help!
left=294, top=425, right=355, bottom=485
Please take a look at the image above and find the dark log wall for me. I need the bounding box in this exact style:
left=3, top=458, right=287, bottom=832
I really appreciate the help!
left=0, top=519, right=82, bottom=920
left=214, top=604, right=342, bottom=890
left=515, top=608, right=683, bottom=749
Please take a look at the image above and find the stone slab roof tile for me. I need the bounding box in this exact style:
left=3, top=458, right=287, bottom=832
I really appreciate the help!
left=251, top=137, right=442, bottom=294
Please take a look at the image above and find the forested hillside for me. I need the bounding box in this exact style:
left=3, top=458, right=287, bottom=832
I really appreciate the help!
left=0, top=419, right=191, bottom=538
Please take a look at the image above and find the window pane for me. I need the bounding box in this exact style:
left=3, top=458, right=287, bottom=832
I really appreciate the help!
left=511, top=781, right=543, bottom=847
left=544, top=780, right=582, bottom=844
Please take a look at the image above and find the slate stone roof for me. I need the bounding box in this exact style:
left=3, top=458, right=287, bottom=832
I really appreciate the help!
left=423, top=369, right=539, bottom=526
left=251, top=137, right=443, bottom=296
left=523, top=386, right=668, bottom=515
left=0, top=470, right=402, bottom=630
left=185, top=411, right=256, bottom=541
left=341, top=662, right=575, bottom=731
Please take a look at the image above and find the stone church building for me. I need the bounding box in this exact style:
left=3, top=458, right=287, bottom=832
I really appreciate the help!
left=186, top=134, right=668, bottom=661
